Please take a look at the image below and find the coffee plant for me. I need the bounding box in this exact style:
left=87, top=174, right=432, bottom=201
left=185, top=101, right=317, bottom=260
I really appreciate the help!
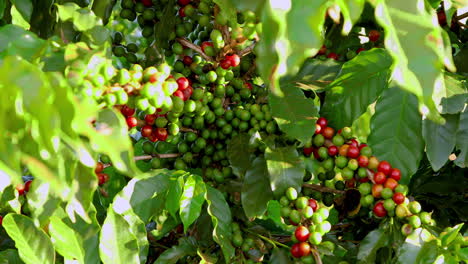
left=0, top=0, right=467, bottom=263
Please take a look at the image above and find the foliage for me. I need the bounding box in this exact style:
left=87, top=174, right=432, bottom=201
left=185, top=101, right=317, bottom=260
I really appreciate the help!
left=0, top=0, right=467, bottom=263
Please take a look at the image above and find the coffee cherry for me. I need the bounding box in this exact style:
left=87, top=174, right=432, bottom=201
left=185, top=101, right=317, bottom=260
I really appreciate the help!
left=295, top=197, right=309, bottom=209
left=318, top=45, right=327, bottom=55
left=419, top=212, right=431, bottom=225
left=392, top=192, right=405, bottom=204
left=316, top=221, right=331, bottom=235
left=384, top=178, right=398, bottom=190
left=155, top=127, right=168, bottom=141
left=328, top=146, right=338, bottom=156
left=183, top=55, right=193, bottom=65
left=302, top=206, right=314, bottom=218
left=373, top=201, right=387, bottom=217
left=121, top=105, right=136, bottom=117
left=226, top=54, right=240, bottom=67
left=291, top=243, right=302, bottom=258
left=298, top=242, right=311, bottom=257
left=358, top=182, right=372, bottom=195
left=0, top=215, right=3, bottom=226
left=381, top=188, right=393, bottom=199
left=408, top=215, right=421, bottom=228
left=357, top=155, right=369, bottom=167
left=315, top=124, right=322, bottom=134
left=177, top=77, right=189, bottom=90
left=178, top=0, right=190, bottom=6
left=308, top=199, right=318, bottom=212
left=308, top=232, right=322, bottom=245
left=290, top=210, right=301, bottom=225
left=141, top=125, right=153, bottom=138
left=373, top=171, right=386, bottom=184
left=295, top=226, right=310, bottom=242
left=377, top=161, right=391, bottom=175
left=95, top=162, right=104, bottom=174
left=368, top=30, right=380, bottom=42
left=338, top=144, right=349, bottom=157
left=317, top=117, right=327, bottom=128
left=97, top=173, right=109, bottom=185
left=372, top=184, right=383, bottom=198
left=303, top=147, right=313, bottom=156
left=389, top=168, right=401, bottom=181
left=347, top=145, right=360, bottom=159
left=356, top=47, right=366, bottom=54
left=126, top=116, right=138, bottom=128
left=401, top=223, right=413, bottom=236
left=409, top=201, right=421, bottom=214
left=322, top=127, right=335, bottom=139
left=327, top=53, right=339, bottom=60
left=368, top=156, right=379, bottom=170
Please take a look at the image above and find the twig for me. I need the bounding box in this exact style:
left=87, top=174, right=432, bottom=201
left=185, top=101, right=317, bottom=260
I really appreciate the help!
left=455, top=12, right=468, bottom=20
left=242, top=229, right=290, bottom=249
left=177, top=38, right=214, bottom=62
left=238, top=42, right=256, bottom=57
left=302, top=183, right=345, bottom=194
left=180, top=127, right=198, bottom=133
left=456, top=21, right=467, bottom=28
left=311, top=245, right=323, bottom=264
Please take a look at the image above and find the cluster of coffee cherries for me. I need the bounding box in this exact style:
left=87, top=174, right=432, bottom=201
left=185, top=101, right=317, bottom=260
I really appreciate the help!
left=305, top=117, right=435, bottom=237
left=231, top=222, right=269, bottom=263
left=276, top=187, right=332, bottom=261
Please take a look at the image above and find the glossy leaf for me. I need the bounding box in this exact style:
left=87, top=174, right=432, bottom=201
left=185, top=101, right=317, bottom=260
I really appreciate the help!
left=265, top=146, right=304, bottom=196
left=368, top=85, right=424, bottom=184
left=205, top=186, right=235, bottom=263
left=357, top=227, right=389, bottom=263
left=270, top=248, right=292, bottom=264
left=242, top=156, right=273, bottom=219
left=165, top=175, right=185, bottom=219
left=440, top=73, right=467, bottom=114
left=423, top=114, right=459, bottom=171
left=375, top=0, right=455, bottom=123
left=321, top=48, right=392, bottom=128
left=2, top=214, right=55, bottom=264
left=99, top=208, right=140, bottom=264
left=227, top=133, right=254, bottom=177
left=112, top=170, right=171, bottom=223
left=441, top=223, right=464, bottom=247
left=179, top=174, right=206, bottom=232
left=0, top=25, right=46, bottom=61
left=154, top=238, right=197, bottom=264
left=290, top=58, right=343, bottom=91
left=266, top=200, right=283, bottom=226
left=49, top=216, right=86, bottom=263
left=11, top=0, right=32, bottom=21
left=397, top=228, right=437, bottom=264
left=213, top=0, right=237, bottom=24
left=0, top=249, right=22, bottom=264
left=454, top=108, right=468, bottom=168
left=269, top=85, right=318, bottom=144
left=91, top=0, right=114, bottom=25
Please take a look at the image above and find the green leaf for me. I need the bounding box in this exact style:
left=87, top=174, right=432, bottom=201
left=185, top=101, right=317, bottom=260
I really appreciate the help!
left=265, top=146, right=305, bottom=196
left=26, top=179, right=61, bottom=228
left=2, top=214, right=55, bottom=264
left=179, top=174, right=206, bottom=232
left=0, top=1, right=6, bottom=20
left=11, top=0, right=32, bottom=21
left=374, top=0, right=455, bottom=123
left=368, top=85, right=424, bottom=184
left=357, top=227, right=389, bottom=263
left=339, top=0, right=365, bottom=34
left=154, top=238, right=197, bottom=264
left=11, top=5, right=30, bottom=29
left=99, top=208, right=140, bottom=264
left=73, top=8, right=100, bottom=31
left=242, top=156, right=274, bottom=219
left=0, top=25, right=46, bottom=61
left=205, top=186, right=235, bottom=263
left=321, top=48, right=392, bottom=128
left=230, top=0, right=265, bottom=14
left=290, top=58, right=343, bottom=91
left=0, top=249, right=23, bottom=264
left=441, top=223, right=464, bottom=247
left=165, top=175, right=184, bottom=219
left=266, top=200, right=283, bottom=226
left=91, top=0, right=114, bottom=25
left=270, top=248, right=292, bottom=264
left=269, top=85, right=318, bottom=144
left=454, top=107, right=468, bottom=168
left=56, top=2, right=80, bottom=21
left=227, top=134, right=253, bottom=177
left=422, top=114, right=459, bottom=171
left=440, top=73, right=467, bottom=114
left=396, top=228, right=437, bottom=264
left=49, top=216, right=86, bottom=263
left=111, top=170, right=171, bottom=223
left=213, top=0, right=237, bottom=24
